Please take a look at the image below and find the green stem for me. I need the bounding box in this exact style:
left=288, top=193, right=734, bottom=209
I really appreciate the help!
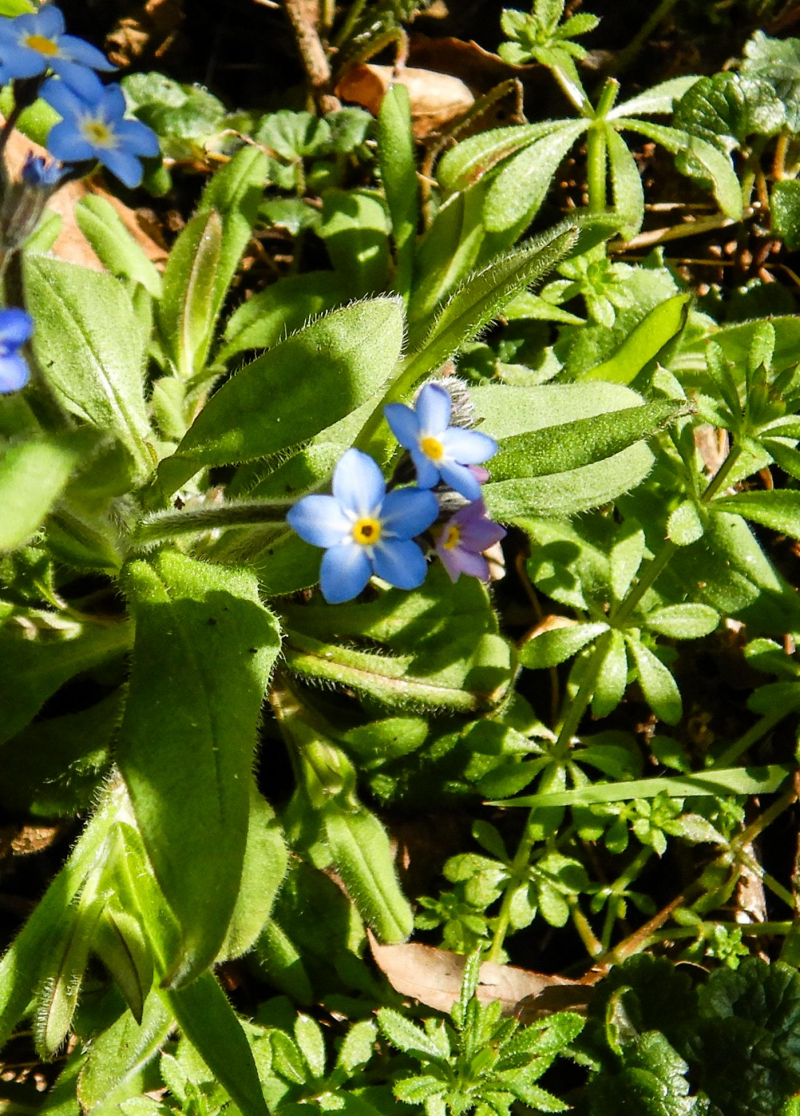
left=586, top=124, right=608, bottom=212
left=711, top=707, right=788, bottom=769
left=740, top=135, right=769, bottom=211
left=134, top=499, right=293, bottom=548
left=608, top=0, right=682, bottom=78
left=644, top=920, right=793, bottom=945
left=332, top=0, right=368, bottom=47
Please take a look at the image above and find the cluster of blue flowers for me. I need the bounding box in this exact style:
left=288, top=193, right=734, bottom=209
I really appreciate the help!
left=0, top=5, right=159, bottom=189
left=288, top=383, right=506, bottom=603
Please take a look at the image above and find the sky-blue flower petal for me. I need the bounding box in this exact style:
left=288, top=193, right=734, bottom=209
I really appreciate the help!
left=320, top=543, right=372, bottom=603
left=0, top=354, right=30, bottom=393
left=0, top=308, right=33, bottom=347
left=101, top=146, right=145, bottom=189
left=440, top=426, right=497, bottom=464
left=332, top=448, right=385, bottom=516
left=286, top=495, right=350, bottom=548
left=373, top=539, right=428, bottom=589
left=416, top=383, right=451, bottom=434
left=381, top=487, right=439, bottom=538
left=439, top=460, right=483, bottom=501
left=383, top=402, right=419, bottom=449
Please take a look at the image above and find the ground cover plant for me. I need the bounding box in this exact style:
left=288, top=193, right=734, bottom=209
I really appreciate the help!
left=2, top=0, right=800, bottom=1112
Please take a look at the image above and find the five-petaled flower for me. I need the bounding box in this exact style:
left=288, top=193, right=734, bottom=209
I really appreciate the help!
left=436, top=499, right=506, bottom=583
left=287, top=448, right=439, bottom=604
left=42, top=75, right=159, bottom=188
left=384, top=382, right=497, bottom=502
left=0, top=6, right=113, bottom=96
left=0, top=308, right=33, bottom=394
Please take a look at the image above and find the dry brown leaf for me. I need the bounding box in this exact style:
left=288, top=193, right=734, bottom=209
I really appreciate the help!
left=3, top=123, right=167, bottom=272
left=408, top=33, right=535, bottom=94
left=105, top=0, right=185, bottom=67
left=336, top=63, right=473, bottom=137
left=370, top=938, right=593, bottom=1018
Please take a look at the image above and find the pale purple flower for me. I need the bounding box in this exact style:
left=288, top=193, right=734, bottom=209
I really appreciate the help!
left=435, top=499, right=506, bottom=583
left=384, top=383, right=497, bottom=502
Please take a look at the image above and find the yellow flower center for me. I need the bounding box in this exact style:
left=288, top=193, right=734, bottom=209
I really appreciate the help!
left=420, top=435, right=444, bottom=461
left=81, top=119, right=116, bottom=148
left=442, top=525, right=461, bottom=550
left=352, top=517, right=382, bottom=546
left=25, top=33, right=59, bottom=55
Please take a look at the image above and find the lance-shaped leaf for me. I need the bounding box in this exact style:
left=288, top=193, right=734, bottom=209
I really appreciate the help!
left=117, top=551, right=281, bottom=986
left=0, top=435, right=82, bottom=551
left=626, top=637, right=682, bottom=725
left=0, top=620, right=132, bottom=746
left=378, top=84, right=418, bottom=301
left=713, top=490, right=800, bottom=543
left=606, top=125, right=644, bottom=238
left=158, top=297, right=404, bottom=495
left=394, top=223, right=579, bottom=403
left=580, top=293, right=692, bottom=383
left=437, top=121, right=562, bottom=195
left=162, top=971, right=269, bottom=1116
left=75, top=196, right=163, bottom=298
left=520, top=622, right=608, bottom=669
left=157, top=208, right=222, bottom=380
left=77, top=993, right=173, bottom=1116
left=490, top=399, right=687, bottom=481
left=0, top=784, right=124, bottom=1050
left=323, top=805, right=413, bottom=944
left=24, top=256, right=152, bottom=476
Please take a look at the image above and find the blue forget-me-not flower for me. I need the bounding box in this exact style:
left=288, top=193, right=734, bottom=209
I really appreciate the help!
left=0, top=308, right=33, bottom=393
left=384, top=382, right=497, bottom=502
left=21, top=151, right=64, bottom=188
left=42, top=74, right=160, bottom=189
left=0, top=6, right=113, bottom=96
left=287, top=448, right=439, bottom=603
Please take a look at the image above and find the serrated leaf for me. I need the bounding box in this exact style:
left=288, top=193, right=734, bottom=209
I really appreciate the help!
left=520, top=622, right=608, bottom=669
left=378, top=1009, right=450, bottom=1062
left=626, top=637, right=682, bottom=724
left=713, top=489, right=800, bottom=542
left=118, top=551, right=281, bottom=986
left=644, top=603, right=719, bottom=639
left=336, top=1020, right=377, bottom=1074
left=483, top=121, right=588, bottom=235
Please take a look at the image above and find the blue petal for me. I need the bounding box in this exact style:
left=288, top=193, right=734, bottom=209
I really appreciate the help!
left=383, top=402, right=419, bottom=449
left=332, top=448, right=385, bottom=516
left=100, top=146, right=144, bottom=188
left=439, top=460, right=483, bottom=501
left=409, top=446, right=440, bottom=489
left=46, top=119, right=95, bottom=162
left=116, top=118, right=160, bottom=156
left=0, top=354, right=30, bottom=393
left=440, top=426, right=497, bottom=465
left=381, top=487, right=439, bottom=538
left=373, top=538, right=428, bottom=590
left=286, top=495, right=350, bottom=548
left=36, top=5, right=66, bottom=38
left=59, top=33, right=115, bottom=70
left=0, top=308, right=33, bottom=347
left=41, top=75, right=88, bottom=116
left=50, top=58, right=107, bottom=99
left=416, top=383, right=451, bottom=434
left=100, top=83, right=127, bottom=120
left=0, top=44, right=46, bottom=78
left=320, top=543, right=372, bottom=603
left=7, top=13, right=37, bottom=35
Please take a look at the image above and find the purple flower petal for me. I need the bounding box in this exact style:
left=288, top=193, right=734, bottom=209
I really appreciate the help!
left=440, top=426, right=497, bottom=465
left=439, top=460, right=483, bottom=501
left=373, top=538, right=428, bottom=589
left=416, top=383, right=451, bottom=434
left=320, top=543, right=372, bottom=603
left=332, top=448, right=385, bottom=516
left=381, top=487, right=439, bottom=538
left=286, top=495, right=350, bottom=548
left=383, top=402, right=420, bottom=449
